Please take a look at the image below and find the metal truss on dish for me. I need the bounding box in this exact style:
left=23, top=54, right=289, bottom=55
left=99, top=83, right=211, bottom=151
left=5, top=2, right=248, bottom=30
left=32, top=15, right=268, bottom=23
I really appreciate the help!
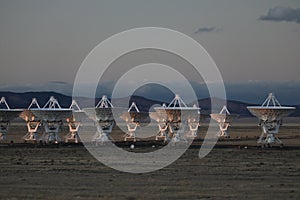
left=119, top=102, right=149, bottom=142
left=150, top=94, right=200, bottom=144
left=210, top=105, right=238, bottom=138
left=247, top=93, right=295, bottom=146
left=29, top=96, right=72, bottom=143
left=0, top=97, right=23, bottom=141
left=83, top=95, right=115, bottom=144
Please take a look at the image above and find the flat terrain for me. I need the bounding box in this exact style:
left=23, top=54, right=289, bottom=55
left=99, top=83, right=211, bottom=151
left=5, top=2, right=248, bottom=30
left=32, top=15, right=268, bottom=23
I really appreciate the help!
left=0, top=119, right=299, bottom=199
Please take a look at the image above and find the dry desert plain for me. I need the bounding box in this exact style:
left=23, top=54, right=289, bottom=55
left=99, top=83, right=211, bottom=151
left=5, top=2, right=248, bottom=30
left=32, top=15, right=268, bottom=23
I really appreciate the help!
left=0, top=117, right=299, bottom=199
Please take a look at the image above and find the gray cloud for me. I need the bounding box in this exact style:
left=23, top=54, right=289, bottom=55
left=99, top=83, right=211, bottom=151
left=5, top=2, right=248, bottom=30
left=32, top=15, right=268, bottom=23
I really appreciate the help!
left=194, top=27, right=216, bottom=34
left=49, top=81, right=69, bottom=85
left=259, top=6, right=300, bottom=24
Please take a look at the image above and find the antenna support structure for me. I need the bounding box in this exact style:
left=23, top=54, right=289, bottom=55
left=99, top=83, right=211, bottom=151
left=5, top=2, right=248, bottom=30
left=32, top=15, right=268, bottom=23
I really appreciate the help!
left=247, top=93, right=295, bottom=147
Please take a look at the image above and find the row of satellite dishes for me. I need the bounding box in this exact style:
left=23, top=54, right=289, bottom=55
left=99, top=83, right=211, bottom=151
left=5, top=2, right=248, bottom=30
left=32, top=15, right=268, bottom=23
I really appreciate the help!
left=0, top=93, right=295, bottom=146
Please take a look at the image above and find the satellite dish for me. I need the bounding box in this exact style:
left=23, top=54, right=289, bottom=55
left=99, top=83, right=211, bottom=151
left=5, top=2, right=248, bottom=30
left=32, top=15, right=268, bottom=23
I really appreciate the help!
left=20, top=98, right=42, bottom=142
left=151, top=94, right=201, bottom=143
left=84, top=96, right=114, bottom=122
left=119, top=102, right=149, bottom=142
left=65, top=100, right=87, bottom=143
left=0, top=97, right=23, bottom=140
left=67, top=100, right=86, bottom=122
left=30, top=96, right=72, bottom=122
left=83, top=95, right=116, bottom=144
left=120, top=102, right=149, bottom=124
left=247, top=93, right=295, bottom=146
left=0, top=109, right=23, bottom=122
left=210, top=105, right=238, bottom=137
left=29, top=96, right=73, bottom=143
left=20, top=98, right=40, bottom=122
left=154, top=94, right=199, bottom=123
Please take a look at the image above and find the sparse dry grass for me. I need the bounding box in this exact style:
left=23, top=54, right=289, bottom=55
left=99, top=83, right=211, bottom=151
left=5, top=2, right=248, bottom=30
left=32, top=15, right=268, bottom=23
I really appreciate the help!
left=0, top=119, right=299, bottom=199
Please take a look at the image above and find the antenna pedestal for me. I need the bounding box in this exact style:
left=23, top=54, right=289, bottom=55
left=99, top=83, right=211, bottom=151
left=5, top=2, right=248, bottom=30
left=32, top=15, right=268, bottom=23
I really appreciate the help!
left=258, top=120, right=282, bottom=145
left=0, top=121, right=9, bottom=141
left=217, top=122, right=230, bottom=137
left=124, top=123, right=137, bottom=142
left=23, top=121, right=41, bottom=142
left=42, top=121, right=62, bottom=143
left=152, top=118, right=200, bottom=142
left=156, top=122, right=170, bottom=142
left=186, top=120, right=200, bottom=138
left=65, top=122, right=81, bottom=143
left=93, top=121, right=114, bottom=145
left=169, top=122, right=188, bottom=145
left=210, top=106, right=237, bottom=138
left=151, top=94, right=200, bottom=145
left=0, top=97, right=23, bottom=141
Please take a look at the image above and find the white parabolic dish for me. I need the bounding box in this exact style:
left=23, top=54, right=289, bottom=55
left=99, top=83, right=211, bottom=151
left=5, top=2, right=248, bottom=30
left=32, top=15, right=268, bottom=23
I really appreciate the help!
left=30, top=109, right=73, bottom=122
left=120, top=111, right=149, bottom=123
left=83, top=107, right=114, bottom=122
left=0, top=109, right=23, bottom=122
left=154, top=107, right=200, bottom=122
left=210, top=113, right=237, bottom=123
left=19, top=110, right=36, bottom=121
left=70, top=110, right=87, bottom=122
left=247, top=106, right=295, bottom=121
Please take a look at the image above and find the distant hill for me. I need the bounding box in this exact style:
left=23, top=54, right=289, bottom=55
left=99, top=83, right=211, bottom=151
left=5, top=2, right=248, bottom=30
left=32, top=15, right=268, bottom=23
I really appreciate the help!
left=0, top=91, right=299, bottom=117
left=196, top=98, right=255, bottom=117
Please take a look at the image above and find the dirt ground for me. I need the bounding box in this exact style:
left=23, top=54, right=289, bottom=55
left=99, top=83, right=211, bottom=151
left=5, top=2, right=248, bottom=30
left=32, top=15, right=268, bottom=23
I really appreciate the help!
left=0, top=119, right=299, bottom=199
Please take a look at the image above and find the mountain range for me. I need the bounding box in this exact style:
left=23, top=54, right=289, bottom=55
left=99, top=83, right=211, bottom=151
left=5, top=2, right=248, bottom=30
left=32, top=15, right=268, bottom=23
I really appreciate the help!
left=1, top=80, right=300, bottom=105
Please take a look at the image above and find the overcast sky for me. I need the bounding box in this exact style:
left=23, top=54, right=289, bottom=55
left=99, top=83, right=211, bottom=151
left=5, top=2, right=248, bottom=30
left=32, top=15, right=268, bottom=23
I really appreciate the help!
left=0, top=0, right=300, bottom=91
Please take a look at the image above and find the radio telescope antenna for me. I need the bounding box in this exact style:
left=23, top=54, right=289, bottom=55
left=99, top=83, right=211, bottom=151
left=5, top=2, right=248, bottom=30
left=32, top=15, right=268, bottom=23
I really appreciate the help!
left=0, top=97, right=23, bottom=140
left=28, top=96, right=72, bottom=143
left=210, top=105, right=238, bottom=138
left=83, top=95, right=115, bottom=145
left=247, top=93, right=295, bottom=147
left=20, top=98, right=42, bottom=142
left=150, top=94, right=200, bottom=144
left=119, top=102, right=149, bottom=142
left=124, top=102, right=139, bottom=142
left=65, top=100, right=85, bottom=143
